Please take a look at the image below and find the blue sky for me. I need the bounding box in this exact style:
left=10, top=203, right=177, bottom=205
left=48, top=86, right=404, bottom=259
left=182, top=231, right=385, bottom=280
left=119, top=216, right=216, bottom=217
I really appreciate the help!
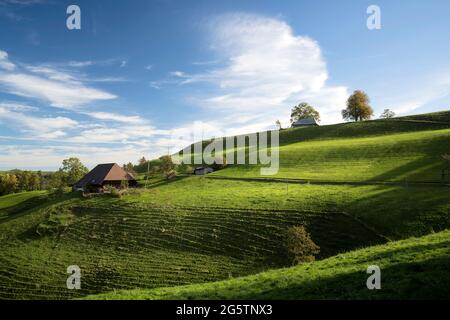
left=1, top=0, right=450, bottom=170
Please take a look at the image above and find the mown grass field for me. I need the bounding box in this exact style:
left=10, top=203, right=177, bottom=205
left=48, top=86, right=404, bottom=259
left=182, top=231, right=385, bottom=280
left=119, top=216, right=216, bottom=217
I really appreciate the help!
left=0, top=111, right=449, bottom=300
left=85, top=230, right=450, bottom=300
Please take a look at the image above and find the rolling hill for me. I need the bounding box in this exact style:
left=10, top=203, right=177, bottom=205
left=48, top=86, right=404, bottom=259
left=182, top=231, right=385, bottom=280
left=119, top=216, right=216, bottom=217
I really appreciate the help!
left=0, top=111, right=449, bottom=300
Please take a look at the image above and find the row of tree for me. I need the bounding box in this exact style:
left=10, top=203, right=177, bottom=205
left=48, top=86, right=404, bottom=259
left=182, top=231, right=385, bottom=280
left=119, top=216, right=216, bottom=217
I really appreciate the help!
left=281, top=90, right=395, bottom=128
left=0, top=157, right=89, bottom=196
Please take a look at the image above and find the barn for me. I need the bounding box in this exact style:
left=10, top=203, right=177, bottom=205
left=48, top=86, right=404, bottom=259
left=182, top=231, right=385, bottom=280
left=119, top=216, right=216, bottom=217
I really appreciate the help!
left=291, top=118, right=319, bottom=127
left=73, top=163, right=137, bottom=192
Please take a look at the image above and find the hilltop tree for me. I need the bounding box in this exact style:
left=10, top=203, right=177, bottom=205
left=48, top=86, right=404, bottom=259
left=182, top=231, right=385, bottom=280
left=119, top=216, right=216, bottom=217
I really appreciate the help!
left=60, top=157, right=88, bottom=186
left=138, top=157, right=147, bottom=165
left=380, top=108, right=396, bottom=119
left=275, top=120, right=282, bottom=130
left=342, top=90, right=374, bottom=122
left=290, top=103, right=320, bottom=123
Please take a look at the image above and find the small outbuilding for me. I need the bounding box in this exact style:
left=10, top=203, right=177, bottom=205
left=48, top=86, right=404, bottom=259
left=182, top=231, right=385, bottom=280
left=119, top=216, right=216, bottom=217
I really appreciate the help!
left=193, top=167, right=213, bottom=175
left=73, top=163, right=137, bottom=192
left=291, top=118, right=319, bottom=127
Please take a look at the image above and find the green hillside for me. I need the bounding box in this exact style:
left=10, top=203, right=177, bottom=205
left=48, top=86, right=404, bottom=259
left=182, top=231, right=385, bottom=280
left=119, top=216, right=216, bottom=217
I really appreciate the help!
left=0, top=111, right=449, bottom=300
left=208, top=112, right=450, bottom=182
left=85, top=230, right=450, bottom=300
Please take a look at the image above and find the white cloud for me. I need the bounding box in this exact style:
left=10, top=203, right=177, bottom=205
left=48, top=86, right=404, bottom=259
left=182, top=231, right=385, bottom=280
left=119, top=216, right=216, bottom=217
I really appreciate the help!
left=68, top=60, right=93, bottom=67
left=0, top=72, right=116, bottom=109
left=0, top=104, right=78, bottom=138
left=83, top=111, right=146, bottom=124
left=0, top=50, right=117, bottom=109
left=0, top=50, right=15, bottom=70
left=173, top=13, right=348, bottom=126
left=0, top=144, right=163, bottom=170
left=0, top=101, right=38, bottom=112
left=170, top=70, right=187, bottom=78
left=379, top=70, right=450, bottom=115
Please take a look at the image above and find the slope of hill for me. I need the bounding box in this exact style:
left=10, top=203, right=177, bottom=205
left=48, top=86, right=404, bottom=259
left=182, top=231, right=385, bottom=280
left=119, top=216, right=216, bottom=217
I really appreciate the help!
left=0, top=111, right=449, bottom=300
left=0, top=191, right=386, bottom=299
left=0, top=191, right=47, bottom=221
left=85, top=230, right=450, bottom=300
left=177, top=111, right=450, bottom=182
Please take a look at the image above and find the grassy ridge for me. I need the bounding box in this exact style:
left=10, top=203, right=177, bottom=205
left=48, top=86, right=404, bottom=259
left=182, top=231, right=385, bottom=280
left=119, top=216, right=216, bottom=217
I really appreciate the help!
left=85, top=230, right=450, bottom=300
left=216, top=128, right=450, bottom=181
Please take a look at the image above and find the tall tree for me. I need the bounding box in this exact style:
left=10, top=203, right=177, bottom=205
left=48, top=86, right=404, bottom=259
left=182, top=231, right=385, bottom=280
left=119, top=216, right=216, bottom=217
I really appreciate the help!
left=290, top=103, right=320, bottom=123
left=275, top=120, right=282, bottom=130
left=138, top=157, right=147, bottom=165
left=379, top=108, right=396, bottom=119
left=342, top=90, right=374, bottom=122
left=123, top=162, right=137, bottom=177
left=60, top=157, right=88, bottom=185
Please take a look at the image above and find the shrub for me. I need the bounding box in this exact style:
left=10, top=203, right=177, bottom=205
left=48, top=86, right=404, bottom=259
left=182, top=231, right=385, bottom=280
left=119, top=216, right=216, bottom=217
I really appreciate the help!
left=120, top=180, right=129, bottom=189
left=111, top=187, right=122, bottom=198
left=286, top=225, right=320, bottom=265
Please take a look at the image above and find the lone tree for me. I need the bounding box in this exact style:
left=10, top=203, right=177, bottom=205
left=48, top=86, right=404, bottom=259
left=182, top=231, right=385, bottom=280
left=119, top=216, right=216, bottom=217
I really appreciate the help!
left=60, top=157, right=88, bottom=186
left=342, top=90, right=374, bottom=122
left=380, top=108, right=396, bottom=119
left=275, top=119, right=282, bottom=130
left=290, top=102, right=320, bottom=124
left=286, top=225, right=320, bottom=265
left=138, top=157, right=147, bottom=165
left=159, top=155, right=175, bottom=177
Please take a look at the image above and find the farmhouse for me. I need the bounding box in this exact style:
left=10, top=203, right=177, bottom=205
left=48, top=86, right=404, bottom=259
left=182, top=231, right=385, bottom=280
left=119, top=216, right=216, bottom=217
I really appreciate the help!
left=73, top=163, right=137, bottom=192
left=292, top=118, right=319, bottom=127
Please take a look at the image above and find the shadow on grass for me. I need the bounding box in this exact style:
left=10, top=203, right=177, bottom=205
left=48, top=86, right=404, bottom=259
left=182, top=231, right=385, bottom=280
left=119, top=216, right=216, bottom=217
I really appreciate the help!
left=343, top=182, right=450, bottom=239
left=154, top=239, right=450, bottom=300
left=260, top=256, right=450, bottom=300
left=368, top=157, right=442, bottom=183
left=0, top=194, right=49, bottom=222
left=144, top=175, right=191, bottom=190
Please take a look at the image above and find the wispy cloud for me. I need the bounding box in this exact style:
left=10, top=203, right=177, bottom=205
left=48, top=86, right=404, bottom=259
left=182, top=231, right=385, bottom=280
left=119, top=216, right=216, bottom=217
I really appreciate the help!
left=0, top=50, right=117, bottom=109
left=379, top=70, right=450, bottom=115
left=0, top=101, right=38, bottom=111
left=0, top=50, right=15, bottom=70
left=67, top=60, right=93, bottom=68
left=0, top=103, right=78, bottom=139
left=0, top=0, right=46, bottom=21
left=83, top=111, right=147, bottom=124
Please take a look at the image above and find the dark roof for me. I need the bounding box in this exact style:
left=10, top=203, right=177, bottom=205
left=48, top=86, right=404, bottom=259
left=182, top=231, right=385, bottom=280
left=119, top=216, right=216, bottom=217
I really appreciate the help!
left=292, top=118, right=319, bottom=126
left=74, top=163, right=136, bottom=187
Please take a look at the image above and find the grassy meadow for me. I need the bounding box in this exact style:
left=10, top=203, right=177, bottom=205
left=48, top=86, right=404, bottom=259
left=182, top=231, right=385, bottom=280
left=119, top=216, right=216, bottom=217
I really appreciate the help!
left=0, top=111, right=449, bottom=299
